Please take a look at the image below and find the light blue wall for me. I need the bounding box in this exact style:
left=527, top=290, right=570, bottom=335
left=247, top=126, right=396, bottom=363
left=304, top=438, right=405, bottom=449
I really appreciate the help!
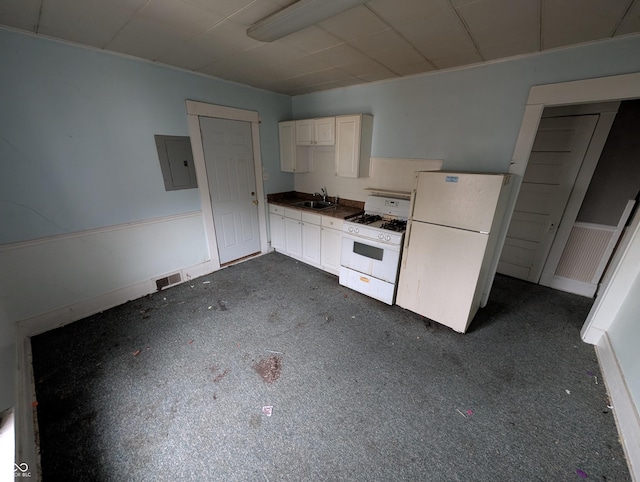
left=293, top=35, right=640, bottom=173
left=0, top=28, right=293, bottom=245
left=0, top=27, right=293, bottom=412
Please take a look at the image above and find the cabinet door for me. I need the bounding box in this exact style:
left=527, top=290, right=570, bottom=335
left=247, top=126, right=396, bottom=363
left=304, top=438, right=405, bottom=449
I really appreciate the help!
left=269, top=213, right=285, bottom=252
left=279, top=121, right=296, bottom=172
left=302, top=219, right=322, bottom=267
left=335, top=115, right=361, bottom=178
left=314, top=117, right=335, bottom=146
left=295, top=120, right=314, bottom=146
left=321, top=227, right=342, bottom=275
left=284, top=217, right=302, bottom=259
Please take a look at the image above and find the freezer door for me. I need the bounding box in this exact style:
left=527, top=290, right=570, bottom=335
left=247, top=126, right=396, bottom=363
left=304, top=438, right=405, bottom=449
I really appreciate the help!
left=396, top=221, right=489, bottom=333
left=412, top=172, right=507, bottom=233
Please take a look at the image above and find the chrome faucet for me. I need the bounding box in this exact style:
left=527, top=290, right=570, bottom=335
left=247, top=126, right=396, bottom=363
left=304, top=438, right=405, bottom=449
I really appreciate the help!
left=314, top=188, right=328, bottom=202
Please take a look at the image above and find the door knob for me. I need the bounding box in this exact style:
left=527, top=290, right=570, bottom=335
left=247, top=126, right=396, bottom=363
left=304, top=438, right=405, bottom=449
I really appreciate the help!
left=252, top=200, right=259, bottom=205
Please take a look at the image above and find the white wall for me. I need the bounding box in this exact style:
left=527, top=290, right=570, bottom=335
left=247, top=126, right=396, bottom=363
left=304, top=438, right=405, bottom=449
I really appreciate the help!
left=608, top=272, right=640, bottom=411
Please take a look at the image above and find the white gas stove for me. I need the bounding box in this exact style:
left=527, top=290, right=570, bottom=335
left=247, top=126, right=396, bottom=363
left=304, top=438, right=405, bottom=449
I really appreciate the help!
left=339, top=195, right=410, bottom=305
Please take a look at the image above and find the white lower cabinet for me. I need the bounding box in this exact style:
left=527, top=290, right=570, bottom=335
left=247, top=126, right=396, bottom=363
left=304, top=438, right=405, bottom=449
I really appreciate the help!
left=269, top=204, right=344, bottom=276
left=269, top=205, right=286, bottom=252
left=301, top=212, right=321, bottom=267
left=284, top=208, right=302, bottom=259
left=321, top=216, right=343, bottom=275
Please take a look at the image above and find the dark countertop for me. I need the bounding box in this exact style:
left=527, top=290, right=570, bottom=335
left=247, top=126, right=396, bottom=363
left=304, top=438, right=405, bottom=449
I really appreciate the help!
left=267, top=191, right=363, bottom=219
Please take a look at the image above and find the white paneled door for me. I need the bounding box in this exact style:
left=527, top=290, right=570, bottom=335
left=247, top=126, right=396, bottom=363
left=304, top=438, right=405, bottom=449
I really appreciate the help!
left=498, top=115, right=599, bottom=282
left=199, top=117, right=260, bottom=264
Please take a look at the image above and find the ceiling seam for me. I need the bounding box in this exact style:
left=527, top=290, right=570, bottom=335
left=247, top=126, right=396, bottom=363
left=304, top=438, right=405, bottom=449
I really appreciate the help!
left=612, top=0, right=636, bottom=36
left=539, top=0, right=544, bottom=51
left=448, top=0, right=485, bottom=61
left=35, top=0, right=44, bottom=34
left=102, top=0, right=153, bottom=49
left=364, top=4, right=438, bottom=71
left=315, top=25, right=403, bottom=78
left=167, top=2, right=289, bottom=69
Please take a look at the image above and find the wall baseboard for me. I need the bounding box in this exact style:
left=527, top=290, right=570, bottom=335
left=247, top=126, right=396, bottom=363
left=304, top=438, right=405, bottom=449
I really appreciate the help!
left=14, top=258, right=216, bottom=479
left=548, top=276, right=596, bottom=298
left=596, top=333, right=640, bottom=481
left=18, top=260, right=215, bottom=338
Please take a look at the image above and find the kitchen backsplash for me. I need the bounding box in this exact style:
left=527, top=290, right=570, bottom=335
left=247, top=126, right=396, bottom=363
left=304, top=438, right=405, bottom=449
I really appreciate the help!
left=294, top=152, right=442, bottom=201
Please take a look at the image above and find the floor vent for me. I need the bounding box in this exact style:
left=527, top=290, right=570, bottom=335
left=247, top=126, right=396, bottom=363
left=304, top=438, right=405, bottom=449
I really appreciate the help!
left=155, top=272, right=182, bottom=291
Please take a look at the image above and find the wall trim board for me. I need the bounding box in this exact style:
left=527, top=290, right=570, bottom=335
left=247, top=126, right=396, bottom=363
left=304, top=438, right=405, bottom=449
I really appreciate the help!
left=17, top=259, right=215, bottom=338
left=582, top=205, right=640, bottom=343
left=548, top=276, right=596, bottom=298
left=185, top=100, right=259, bottom=123
left=0, top=211, right=203, bottom=252
left=596, top=334, right=640, bottom=481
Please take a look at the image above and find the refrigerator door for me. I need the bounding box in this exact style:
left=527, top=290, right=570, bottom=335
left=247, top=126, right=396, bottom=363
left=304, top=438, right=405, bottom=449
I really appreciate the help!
left=411, top=172, right=508, bottom=233
left=396, top=221, right=489, bottom=333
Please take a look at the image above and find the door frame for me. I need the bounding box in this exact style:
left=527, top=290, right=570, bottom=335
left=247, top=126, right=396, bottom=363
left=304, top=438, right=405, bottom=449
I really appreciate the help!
left=489, top=72, right=640, bottom=343
left=185, top=100, right=268, bottom=269
left=520, top=103, right=619, bottom=286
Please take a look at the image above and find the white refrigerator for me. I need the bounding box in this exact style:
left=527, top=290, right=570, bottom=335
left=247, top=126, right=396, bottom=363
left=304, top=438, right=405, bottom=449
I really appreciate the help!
left=396, top=171, right=512, bottom=333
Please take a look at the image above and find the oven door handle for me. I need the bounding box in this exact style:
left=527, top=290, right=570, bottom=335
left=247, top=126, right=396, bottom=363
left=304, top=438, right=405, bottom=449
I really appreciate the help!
left=342, top=231, right=401, bottom=252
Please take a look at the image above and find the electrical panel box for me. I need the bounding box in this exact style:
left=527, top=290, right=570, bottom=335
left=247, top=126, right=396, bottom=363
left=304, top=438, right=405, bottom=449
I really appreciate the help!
left=154, top=135, right=197, bottom=191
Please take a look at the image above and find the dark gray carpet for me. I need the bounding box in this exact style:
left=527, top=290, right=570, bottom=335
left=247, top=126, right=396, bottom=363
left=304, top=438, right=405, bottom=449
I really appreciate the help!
left=31, top=252, right=630, bottom=481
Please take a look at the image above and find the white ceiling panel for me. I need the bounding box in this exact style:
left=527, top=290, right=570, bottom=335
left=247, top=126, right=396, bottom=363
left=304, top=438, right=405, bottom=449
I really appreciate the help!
left=542, top=0, right=632, bottom=49
left=367, top=0, right=451, bottom=28
left=38, top=0, right=147, bottom=48
left=0, top=0, right=41, bottom=32
left=228, top=0, right=293, bottom=27
left=188, top=20, right=263, bottom=61
left=308, top=43, right=370, bottom=67
left=133, top=0, right=223, bottom=35
left=1, top=0, right=639, bottom=95
left=349, top=29, right=428, bottom=73
left=269, top=56, right=334, bottom=80
left=280, top=26, right=343, bottom=54
left=339, top=58, right=396, bottom=78
left=431, top=51, right=483, bottom=70
left=392, top=61, right=437, bottom=76
left=399, top=9, right=480, bottom=62
left=318, top=5, right=388, bottom=41
left=106, top=0, right=225, bottom=59
left=457, top=0, right=539, bottom=60
left=182, top=0, right=254, bottom=19
left=155, top=43, right=220, bottom=71
left=616, top=0, right=640, bottom=36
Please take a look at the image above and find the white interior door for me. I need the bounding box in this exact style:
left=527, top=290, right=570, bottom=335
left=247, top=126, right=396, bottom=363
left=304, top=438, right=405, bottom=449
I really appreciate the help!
left=199, top=117, right=260, bottom=264
left=498, top=115, right=599, bottom=282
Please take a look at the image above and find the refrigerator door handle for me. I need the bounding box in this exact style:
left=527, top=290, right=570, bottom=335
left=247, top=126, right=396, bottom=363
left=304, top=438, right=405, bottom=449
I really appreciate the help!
left=401, top=221, right=413, bottom=268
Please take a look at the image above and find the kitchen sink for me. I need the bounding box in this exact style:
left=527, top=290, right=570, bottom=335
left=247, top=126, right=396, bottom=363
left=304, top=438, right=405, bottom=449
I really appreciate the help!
left=293, top=200, right=335, bottom=210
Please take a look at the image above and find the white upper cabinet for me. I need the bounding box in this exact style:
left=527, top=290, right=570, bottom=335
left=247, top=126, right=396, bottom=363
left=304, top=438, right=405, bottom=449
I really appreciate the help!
left=314, top=117, right=335, bottom=145
left=335, top=114, right=373, bottom=178
left=295, top=118, right=335, bottom=146
left=279, top=121, right=310, bottom=173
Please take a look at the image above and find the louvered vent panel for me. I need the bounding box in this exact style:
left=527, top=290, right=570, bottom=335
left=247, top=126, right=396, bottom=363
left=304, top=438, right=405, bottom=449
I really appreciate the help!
left=555, top=225, right=614, bottom=282
left=155, top=272, right=182, bottom=291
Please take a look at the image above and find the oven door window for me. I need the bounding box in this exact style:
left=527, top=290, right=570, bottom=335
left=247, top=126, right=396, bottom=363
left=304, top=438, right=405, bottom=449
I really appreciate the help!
left=353, top=241, right=384, bottom=261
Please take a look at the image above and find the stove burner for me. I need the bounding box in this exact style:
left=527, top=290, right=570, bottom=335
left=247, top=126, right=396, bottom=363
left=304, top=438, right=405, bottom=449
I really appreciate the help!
left=354, top=214, right=382, bottom=225
left=380, top=219, right=407, bottom=232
